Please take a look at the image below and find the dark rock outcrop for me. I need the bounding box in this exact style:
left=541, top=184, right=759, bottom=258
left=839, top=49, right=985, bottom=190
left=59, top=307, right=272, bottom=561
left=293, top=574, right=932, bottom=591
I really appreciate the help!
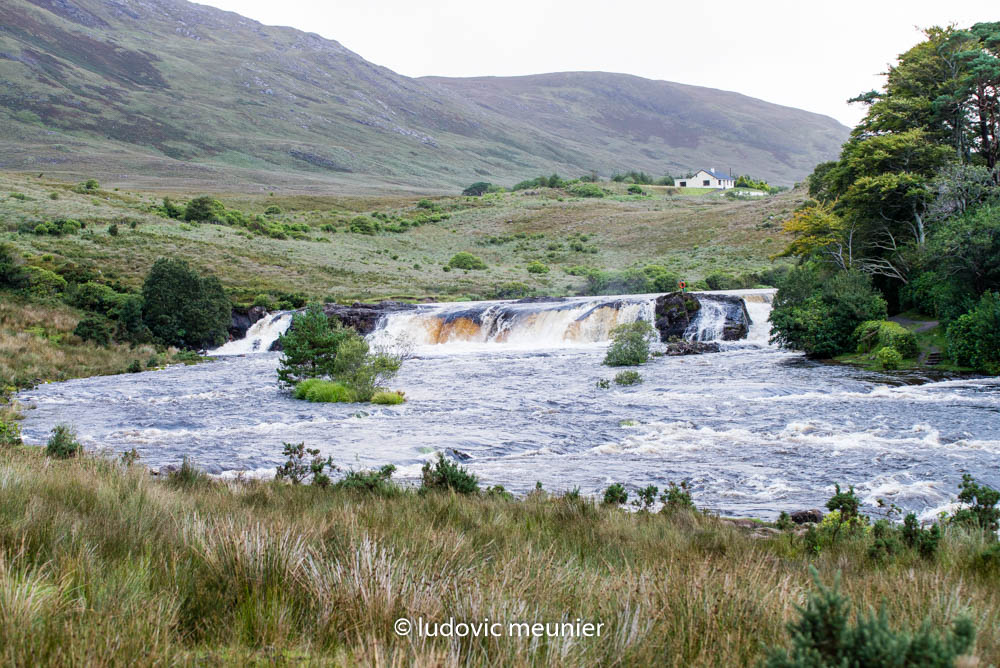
left=700, top=294, right=751, bottom=341
left=653, top=292, right=751, bottom=342
left=654, top=292, right=701, bottom=341
left=790, top=509, right=824, bottom=524
left=663, top=341, right=721, bottom=355
left=322, top=301, right=416, bottom=335
left=228, top=305, right=268, bottom=340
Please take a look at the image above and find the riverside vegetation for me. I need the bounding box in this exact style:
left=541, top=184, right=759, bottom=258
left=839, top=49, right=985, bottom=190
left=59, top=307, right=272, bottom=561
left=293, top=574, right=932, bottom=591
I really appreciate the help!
left=769, top=22, right=1000, bottom=375
left=0, top=438, right=997, bottom=664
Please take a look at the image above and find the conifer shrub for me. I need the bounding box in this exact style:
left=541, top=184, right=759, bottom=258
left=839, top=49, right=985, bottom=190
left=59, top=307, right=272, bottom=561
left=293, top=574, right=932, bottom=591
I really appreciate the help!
left=602, top=483, right=628, bottom=506
left=764, top=569, right=975, bottom=667
left=420, top=454, right=479, bottom=494
left=951, top=473, right=1000, bottom=533
left=332, top=464, right=399, bottom=496
left=46, top=424, right=82, bottom=459
left=660, top=481, right=695, bottom=512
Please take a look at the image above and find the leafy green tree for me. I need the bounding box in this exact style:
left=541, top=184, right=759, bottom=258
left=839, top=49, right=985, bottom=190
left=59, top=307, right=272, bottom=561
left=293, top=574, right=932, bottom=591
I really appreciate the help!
left=141, top=258, right=231, bottom=349
left=603, top=320, right=656, bottom=366
left=770, top=268, right=887, bottom=358
left=947, top=292, right=1000, bottom=373
left=448, top=252, right=487, bottom=270
left=0, top=243, right=27, bottom=290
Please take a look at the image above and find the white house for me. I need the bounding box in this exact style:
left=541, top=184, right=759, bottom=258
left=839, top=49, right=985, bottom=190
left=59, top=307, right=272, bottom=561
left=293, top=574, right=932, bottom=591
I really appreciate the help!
left=676, top=168, right=735, bottom=189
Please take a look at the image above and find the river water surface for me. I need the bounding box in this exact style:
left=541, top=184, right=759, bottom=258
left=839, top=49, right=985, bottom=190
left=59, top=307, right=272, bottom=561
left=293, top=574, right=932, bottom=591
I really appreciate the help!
left=16, top=292, right=1000, bottom=519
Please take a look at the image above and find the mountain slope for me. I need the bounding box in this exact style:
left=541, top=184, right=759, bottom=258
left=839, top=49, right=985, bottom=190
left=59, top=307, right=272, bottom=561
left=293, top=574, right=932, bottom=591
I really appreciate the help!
left=0, top=0, right=848, bottom=191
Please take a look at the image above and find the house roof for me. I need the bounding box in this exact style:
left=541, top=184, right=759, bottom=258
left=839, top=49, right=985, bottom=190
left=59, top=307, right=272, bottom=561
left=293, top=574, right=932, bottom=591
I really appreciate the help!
left=698, top=168, right=732, bottom=180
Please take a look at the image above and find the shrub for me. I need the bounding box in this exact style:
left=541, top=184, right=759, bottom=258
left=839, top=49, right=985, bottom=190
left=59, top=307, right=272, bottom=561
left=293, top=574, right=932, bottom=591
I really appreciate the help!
left=946, top=292, right=1000, bottom=374
left=0, top=419, right=22, bottom=447
left=275, top=442, right=336, bottom=487
left=126, top=360, right=143, bottom=373
left=161, top=197, right=184, bottom=218
left=0, top=243, right=28, bottom=289
left=421, top=454, right=479, bottom=494
left=660, top=481, right=694, bottom=511
left=854, top=320, right=918, bottom=357
left=764, top=569, right=975, bottom=667
left=82, top=179, right=99, bottom=191
left=875, top=346, right=903, bottom=370
left=462, top=181, right=492, bottom=196
left=349, top=216, right=376, bottom=235
left=448, top=252, right=487, bottom=270
left=602, top=483, right=628, bottom=506
left=705, top=272, right=741, bottom=291
left=526, top=260, right=549, bottom=274
left=69, top=281, right=118, bottom=311
left=371, top=390, right=405, bottom=405
left=626, top=184, right=644, bottom=195
left=603, top=320, right=655, bottom=366
left=568, top=183, right=606, bottom=198
left=264, top=205, right=283, bottom=216
left=951, top=473, right=1000, bottom=534
left=492, top=282, right=533, bottom=299
left=333, top=464, right=399, bottom=496
left=167, top=457, right=211, bottom=488
left=74, top=315, right=113, bottom=345
left=46, top=424, right=82, bottom=459
left=141, top=258, right=231, bottom=349
left=24, top=266, right=67, bottom=296
left=770, top=268, right=887, bottom=358
left=184, top=196, right=226, bottom=223
left=108, top=223, right=119, bottom=236
left=613, top=370, right=642, bottom=385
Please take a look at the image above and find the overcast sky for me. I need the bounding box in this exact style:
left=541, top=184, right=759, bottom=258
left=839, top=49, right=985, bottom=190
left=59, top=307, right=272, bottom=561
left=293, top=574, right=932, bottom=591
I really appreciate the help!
left=197, top=0, right=992, bottom=128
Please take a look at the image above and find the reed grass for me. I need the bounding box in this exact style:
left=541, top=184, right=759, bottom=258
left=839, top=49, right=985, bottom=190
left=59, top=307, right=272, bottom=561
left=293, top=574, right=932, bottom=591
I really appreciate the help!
left=0, top=446, right=994, bottom=665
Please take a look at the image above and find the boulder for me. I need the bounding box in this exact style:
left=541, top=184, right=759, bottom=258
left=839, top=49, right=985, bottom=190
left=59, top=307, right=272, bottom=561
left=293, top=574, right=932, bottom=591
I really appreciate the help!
left=663, top=341, right=721, bottom=355
left=322, top=301, right=416, bottom=335
left=700, top=294, right=751, bottom=341
left=654, top=291, right=701, bottom=341
left=790, top=509, right=824, bottom=524
left=228, top=305, right=268, bottom=340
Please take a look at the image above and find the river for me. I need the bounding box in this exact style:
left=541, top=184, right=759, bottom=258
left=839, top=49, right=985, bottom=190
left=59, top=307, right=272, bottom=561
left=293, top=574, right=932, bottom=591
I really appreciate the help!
left=16, top=291, right=1000, bottom=519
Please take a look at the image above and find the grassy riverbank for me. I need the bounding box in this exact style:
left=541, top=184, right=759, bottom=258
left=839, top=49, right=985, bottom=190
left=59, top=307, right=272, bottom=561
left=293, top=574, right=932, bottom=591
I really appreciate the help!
left=0, top=444, right=995, bottom=666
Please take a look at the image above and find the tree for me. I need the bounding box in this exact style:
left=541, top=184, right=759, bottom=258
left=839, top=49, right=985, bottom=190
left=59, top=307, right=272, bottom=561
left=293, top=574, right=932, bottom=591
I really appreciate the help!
left=276, top=304, right=353, bottom=387
left=141, top=258, right=231, bottom=349
left=770, top=268, right=887, bottom=358
left=276, top=304, right=404, bottom=399
left=462, top=181, right=492, bottom=196
left=183, top=196, right=226, bottom=223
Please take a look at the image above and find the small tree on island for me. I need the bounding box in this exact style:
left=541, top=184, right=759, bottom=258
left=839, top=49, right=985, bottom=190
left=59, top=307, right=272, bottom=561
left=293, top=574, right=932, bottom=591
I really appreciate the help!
left=277, top=303, right=406, bottom=401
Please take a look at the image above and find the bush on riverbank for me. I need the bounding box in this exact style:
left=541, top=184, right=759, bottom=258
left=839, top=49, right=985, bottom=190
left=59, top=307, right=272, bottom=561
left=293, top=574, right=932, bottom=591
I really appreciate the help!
left=854, top=320, right=918, bottom=358
left=0, top=444, right=995, bottom=665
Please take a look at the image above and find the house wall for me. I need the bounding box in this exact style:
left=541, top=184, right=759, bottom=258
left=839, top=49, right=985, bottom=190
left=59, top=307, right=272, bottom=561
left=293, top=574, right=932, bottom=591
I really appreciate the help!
left=675, top=170, right=734, bottom=189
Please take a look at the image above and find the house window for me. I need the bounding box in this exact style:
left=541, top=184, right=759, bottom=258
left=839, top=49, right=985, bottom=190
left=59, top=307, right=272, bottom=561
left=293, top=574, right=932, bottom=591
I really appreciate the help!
left=703, top=180, right=710, bottom=186
left=679, top=181, right=686, bottom=187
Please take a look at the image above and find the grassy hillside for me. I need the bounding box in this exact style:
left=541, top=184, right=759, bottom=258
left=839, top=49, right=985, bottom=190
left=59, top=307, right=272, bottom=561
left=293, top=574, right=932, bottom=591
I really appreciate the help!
left=0, top=172, right=797, bottom=301
left=0, top=0, right=847, bottom=192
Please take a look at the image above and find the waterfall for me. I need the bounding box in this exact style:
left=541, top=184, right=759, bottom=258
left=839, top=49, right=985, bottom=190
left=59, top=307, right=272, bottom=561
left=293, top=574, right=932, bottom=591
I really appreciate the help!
left=684, top=299, right=728, bottom=341
left=369, top=296, right=657, bottom=349
left=208, top=312, right=292, bottom=356
left=741, top=291, right=775, bottom=345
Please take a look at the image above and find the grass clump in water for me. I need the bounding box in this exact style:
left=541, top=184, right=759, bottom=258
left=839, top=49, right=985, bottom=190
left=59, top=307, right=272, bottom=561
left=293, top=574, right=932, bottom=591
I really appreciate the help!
left=370, top=390, right=405, bottom=405
left=614, top=370, right=642, bottom=385
left=294, top=378, right=357, bottom=403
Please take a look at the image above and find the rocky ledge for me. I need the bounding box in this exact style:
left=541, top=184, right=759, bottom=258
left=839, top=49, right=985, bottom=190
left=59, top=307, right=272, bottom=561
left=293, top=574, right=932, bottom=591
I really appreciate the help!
left=653, top=292, right=751, bottom=342
left=228, top=305, right=268, bottom=340
left=662, top=341, right=721, bottom=355
left=321, top=301, right=417, bottom=335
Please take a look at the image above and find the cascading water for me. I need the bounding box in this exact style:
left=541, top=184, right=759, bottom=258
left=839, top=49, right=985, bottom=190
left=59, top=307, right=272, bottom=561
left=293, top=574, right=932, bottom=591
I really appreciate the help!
left=209, top=312, right=292, bottom=356
left=369, top=296, right=658, bottom=349
left=684, top=299, right=729, bottom=342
